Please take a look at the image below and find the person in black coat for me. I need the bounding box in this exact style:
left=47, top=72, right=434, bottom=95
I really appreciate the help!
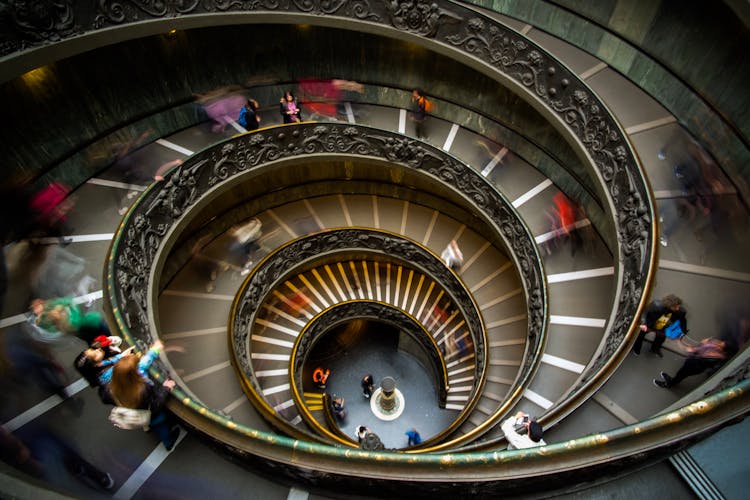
left=633, top=294, right=687, bottom=357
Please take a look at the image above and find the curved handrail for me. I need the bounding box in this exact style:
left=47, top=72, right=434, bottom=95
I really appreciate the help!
left=164, top=373, right=750, bottom=494
left=291, top=300, right=450, bottom=407
left=289, top=301, right=451, bottom=446
left=105, top=122, right=547, bottom=446
left=96, top=0, right=662, bottom=480
left=232, top=230, right=485, bottom=443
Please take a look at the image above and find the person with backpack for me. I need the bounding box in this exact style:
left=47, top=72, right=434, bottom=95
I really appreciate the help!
left=410, top=89, right=431, bottom=139
left=238, top=99, right=261, bottom=131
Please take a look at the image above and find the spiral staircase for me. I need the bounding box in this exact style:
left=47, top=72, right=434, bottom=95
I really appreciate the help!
left=1, top=2, right=749, bottom=499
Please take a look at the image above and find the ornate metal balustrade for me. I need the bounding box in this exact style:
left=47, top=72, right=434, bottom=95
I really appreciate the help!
left=31, top=0, right=651, bottom=429
left=106, top=121, right=546, bottom=442
left=231, top=231, right=478, bottom=442
left=14, top=0, right=750, bottom=492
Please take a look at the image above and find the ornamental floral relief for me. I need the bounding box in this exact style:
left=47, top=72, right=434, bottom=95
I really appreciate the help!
left=384, top=0, right=459, bottom=38
left=291, top=0, right=379, bottom=19
left=95, top=0, right=200, bottom=26
left=7, top=0, right=76, bottom=41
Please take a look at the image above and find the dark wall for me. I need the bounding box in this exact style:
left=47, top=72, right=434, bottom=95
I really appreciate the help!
left=0, top=24, right=588, bottom=197
left=469, top=0, right=750, bottom=202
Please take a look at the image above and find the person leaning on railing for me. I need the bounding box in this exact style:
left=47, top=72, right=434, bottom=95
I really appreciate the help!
left=501, top=411, right=545, bottom=450
left=104, top=340, right=180, bottom=450
left=633, top=294, right=687, bottom=357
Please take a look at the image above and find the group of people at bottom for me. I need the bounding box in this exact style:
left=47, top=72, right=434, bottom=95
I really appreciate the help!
left=236, top=91, right=304, bottom=131
left=30, top=295, right=181, bottom=452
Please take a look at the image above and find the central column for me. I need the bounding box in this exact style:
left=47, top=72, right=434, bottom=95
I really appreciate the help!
left=379, top=376, right=397, bottom=411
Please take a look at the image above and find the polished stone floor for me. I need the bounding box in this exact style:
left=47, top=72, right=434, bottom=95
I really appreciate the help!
left=307, top=324, right=459, bottom=449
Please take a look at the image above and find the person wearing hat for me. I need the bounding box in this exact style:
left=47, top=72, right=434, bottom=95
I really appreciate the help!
left=501, top=411, right=546, bottom=449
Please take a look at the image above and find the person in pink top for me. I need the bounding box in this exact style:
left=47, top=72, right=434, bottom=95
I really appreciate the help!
left=279, top=91, right=302, bottom=123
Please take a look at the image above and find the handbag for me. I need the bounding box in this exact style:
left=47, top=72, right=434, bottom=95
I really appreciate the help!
left=664, top=321, right=683, bottom=339
left=109, top=406, right=151, bottom=430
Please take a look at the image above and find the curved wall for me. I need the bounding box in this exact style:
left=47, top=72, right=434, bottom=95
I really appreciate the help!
left=464, top=0, right=750, bottom=201
left=0, top=24, right=585, bottom=195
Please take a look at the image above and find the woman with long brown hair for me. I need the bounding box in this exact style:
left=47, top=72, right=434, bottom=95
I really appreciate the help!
left=107, top=340, right=179, bottom=450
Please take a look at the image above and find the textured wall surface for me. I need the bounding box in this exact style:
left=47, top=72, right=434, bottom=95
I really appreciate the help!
left=1, top=24, right=587, bottom=196
left=466, top=0, right=750, bottom=200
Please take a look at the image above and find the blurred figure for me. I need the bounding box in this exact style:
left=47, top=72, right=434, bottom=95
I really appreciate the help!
left=195, top=86, right=247, bottom=133
left=312, top=366, right=330, bottom=390
left=441, top=239, right=463, bottom=272
left=105, top=340, right=180, bottom=450
left=28, top=181, right=74, bottom=245
left=28, top=245, right=96, bottom=300
left=30, top=296, right=110, bottom=344
left=356, top=425, right=369, bottom=444
left=718, top=306, right=750, bottom=357
left=187, top=233, right=220, bottom=293
left=0, top=427, right=42, bottom=478
left=279, top=91, right=302, bottom=123
left=361, top=373, right=374, bottom=399
left=298, top=79, right=340, bottom=119
left=543, top=192, right=583, bottom=256
left=238, top=99, right=261, bottom=131
left=7, top=422, right=114, bottom=492
left=654, top=338, right=727, bottom=388
left=228, top=217, right=262, bottom=276
left=4, top=324, right=78, bottom=408
left=332, top=397, right=346, bottom=421
left=332, top=79, right=364, bottom=118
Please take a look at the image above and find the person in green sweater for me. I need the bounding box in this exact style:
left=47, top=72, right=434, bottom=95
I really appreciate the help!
left=30, top=297, right=110, bottom=344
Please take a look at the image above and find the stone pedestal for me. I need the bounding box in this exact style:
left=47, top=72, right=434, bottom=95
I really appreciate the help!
left=370, top=376, right=405, bottom=421
left=379, top=376, right=396, bottom=411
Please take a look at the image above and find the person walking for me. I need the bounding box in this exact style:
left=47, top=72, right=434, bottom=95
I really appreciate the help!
left=654, top=338, right=728, bottom=388
left=501, top=411, right=545, bottom=450
left=361, top=373, right=374, bottom=398
left=238, top=99, right=261, bottom=131
left=30, top=296, right=110, bottom=344
left=410, top=89, right=429, bottom=139
left=356, top=425, right=370, bottom=444
left=441, top=239, right=464, bottom=272
left=105, top=340, right=180, bottom=450
left=405, top=428, right=422, bottom=446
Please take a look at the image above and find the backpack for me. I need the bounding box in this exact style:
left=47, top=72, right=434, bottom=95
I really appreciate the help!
left=422, top=97, right=433, bottom=113
left=238, top=108, right=248, bottom=128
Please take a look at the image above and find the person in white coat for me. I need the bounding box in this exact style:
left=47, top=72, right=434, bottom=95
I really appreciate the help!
left=501, top=411, right=546, bottom=450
